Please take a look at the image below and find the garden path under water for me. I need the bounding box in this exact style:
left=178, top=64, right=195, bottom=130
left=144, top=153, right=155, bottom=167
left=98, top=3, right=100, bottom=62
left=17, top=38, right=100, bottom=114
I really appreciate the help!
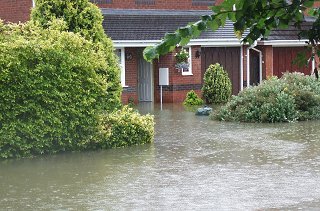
left=1, top=103, right=320, bottom=210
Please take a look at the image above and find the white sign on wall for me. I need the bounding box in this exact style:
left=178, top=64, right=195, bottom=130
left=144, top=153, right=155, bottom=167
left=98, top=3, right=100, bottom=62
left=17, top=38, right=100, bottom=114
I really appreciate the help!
left=159, top=68, right=169, bottom=86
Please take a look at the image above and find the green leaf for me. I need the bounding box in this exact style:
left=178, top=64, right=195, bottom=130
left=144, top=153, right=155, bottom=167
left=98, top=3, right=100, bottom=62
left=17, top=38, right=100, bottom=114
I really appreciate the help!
left=179, top=37, right=191, bottom=46
left=207, top=19, right=221, bottom=31
left=303, top=0, right=314, bottom=8
left=143, top=46, right=158, bottom=62
left=196, top=21, right=207, bottom=31
left=178, top=26, right=192, bottom=37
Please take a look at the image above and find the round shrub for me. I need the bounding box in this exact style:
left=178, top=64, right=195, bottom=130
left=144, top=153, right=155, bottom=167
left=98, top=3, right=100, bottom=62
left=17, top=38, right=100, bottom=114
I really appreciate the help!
left=202, top=63, right=232, bottom=104
left=99, top=106, right=154, bottom=148
left=183, top=90, right=204, bottom=106
left=214, top=72, right=320, bottom=123
left=0, top=23, right=117, bottom=158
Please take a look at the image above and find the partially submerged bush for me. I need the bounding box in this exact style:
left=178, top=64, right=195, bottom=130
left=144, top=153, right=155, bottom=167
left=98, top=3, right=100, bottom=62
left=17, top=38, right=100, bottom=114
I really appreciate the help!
left=183, top=90, right=204, bottom=106
left=0, top=21, right=152, bottom=159
left=100, top=106, right=154, bottom=148
left=214, top=73, right=320, bottom=123
left=0, top=23, right=114, bottom=158
left=202, top=63, right=232, bottom=104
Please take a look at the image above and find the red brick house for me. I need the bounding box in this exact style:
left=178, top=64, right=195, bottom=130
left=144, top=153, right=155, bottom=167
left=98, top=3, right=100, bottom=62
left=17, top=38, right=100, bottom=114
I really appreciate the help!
left=1, top=0, right=319, bottom=104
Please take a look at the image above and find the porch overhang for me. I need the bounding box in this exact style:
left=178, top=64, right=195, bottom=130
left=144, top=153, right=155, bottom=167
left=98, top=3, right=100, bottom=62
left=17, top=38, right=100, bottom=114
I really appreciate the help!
left=258, top=40, right=310, bottom=47
left=113, top=39, right=243, bottom=48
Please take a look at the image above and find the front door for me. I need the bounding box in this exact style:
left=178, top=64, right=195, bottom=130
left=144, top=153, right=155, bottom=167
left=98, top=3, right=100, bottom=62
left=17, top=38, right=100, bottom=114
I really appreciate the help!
left=138, top=50, right=153, bottom=102
left=250, top=50, right=260, bottom=86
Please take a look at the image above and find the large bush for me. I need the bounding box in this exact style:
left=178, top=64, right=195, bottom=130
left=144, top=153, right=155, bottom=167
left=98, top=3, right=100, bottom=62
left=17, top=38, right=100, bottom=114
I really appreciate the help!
left=214, top=73, right=320, bottom=123
left=99, top=106, right=154, bottom=148
left=0, top=22, right=112, bottom=158
left=31, top=0, right=122, bottom=111
left=202, top=63, right=232, bottom=104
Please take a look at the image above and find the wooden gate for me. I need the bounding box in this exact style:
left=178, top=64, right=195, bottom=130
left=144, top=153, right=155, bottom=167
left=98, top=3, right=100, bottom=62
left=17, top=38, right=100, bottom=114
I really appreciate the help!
left=201, top=47, right=241, bottom=95
left=273, top=47, right=312, bottom=77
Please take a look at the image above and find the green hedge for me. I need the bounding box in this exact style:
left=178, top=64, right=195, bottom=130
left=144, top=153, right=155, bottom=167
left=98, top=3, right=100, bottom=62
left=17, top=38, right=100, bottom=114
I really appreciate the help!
left=202, top=63, right=232, bottom=104
left=0, top=23, right=112, bottom=158
left=214, top=73, right=320, bottom=123
left=99, top=106, right=154, bottom=148
left=0, top=22, right=154, bottom=159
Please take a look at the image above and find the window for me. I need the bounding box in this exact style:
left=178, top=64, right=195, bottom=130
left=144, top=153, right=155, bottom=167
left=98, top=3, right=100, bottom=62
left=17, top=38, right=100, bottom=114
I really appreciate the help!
left=192, top=0, right=215, bottom=6
left=182, top=47, right=192, bottom=76
left=135, top=0, right=155, bottom=5
left=115, top=48, right=126, bottom=87
left=90, top=0, right=113, bottom=4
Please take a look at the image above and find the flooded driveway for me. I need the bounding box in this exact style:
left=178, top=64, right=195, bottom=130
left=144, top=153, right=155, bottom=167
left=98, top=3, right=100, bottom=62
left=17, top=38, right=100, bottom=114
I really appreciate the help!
left=1, top=103, right=320, bottom=210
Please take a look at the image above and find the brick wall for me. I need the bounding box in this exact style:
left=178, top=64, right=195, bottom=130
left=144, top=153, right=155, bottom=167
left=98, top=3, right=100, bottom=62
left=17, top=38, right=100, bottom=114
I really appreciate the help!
left=94, top=0, right=220, bottom=10
left=0, top=0, right=32, bottom=23
left=153, top=46, right=203, bottom=103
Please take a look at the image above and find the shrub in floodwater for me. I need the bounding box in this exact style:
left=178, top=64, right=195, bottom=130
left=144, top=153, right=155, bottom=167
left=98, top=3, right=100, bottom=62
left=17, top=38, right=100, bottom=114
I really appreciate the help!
left=202, top=63, right=232, bottom=104
left=213, top=72, right=320, bottom=123
left=183, top=90, right=204, bottom=106
left=0, top=21, right=155, bottom=159
left=99, top=106, right=154, bottom=148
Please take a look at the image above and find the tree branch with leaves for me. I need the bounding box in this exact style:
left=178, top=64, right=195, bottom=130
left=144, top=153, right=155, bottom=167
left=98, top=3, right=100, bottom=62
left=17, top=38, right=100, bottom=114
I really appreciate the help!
left=143, top=0, right=320, bottom=67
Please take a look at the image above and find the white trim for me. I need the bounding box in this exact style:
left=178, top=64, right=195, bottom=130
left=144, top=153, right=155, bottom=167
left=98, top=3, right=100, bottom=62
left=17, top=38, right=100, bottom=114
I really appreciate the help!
left=113, top=39, right=310, bottom=48
left=259, top=40, right=309, bottom=47
left=312, top=58, right=315, bottom=74
left=115, top=48, right=126, bottom=87
left=182, top=47, right=193, bottom=76
left=246, top=47, right=250, bottom=87
left=114, top=40, right=160, bottom=47
left=32, top=0, right=35, bottom=8
left=240, top=46, right=244, bottom=91
left=113, top=39, right=243, bottom=48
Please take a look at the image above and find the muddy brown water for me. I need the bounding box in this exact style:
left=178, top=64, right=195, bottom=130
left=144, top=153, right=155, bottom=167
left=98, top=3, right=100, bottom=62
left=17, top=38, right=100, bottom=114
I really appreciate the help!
left=1, top=103, right=320, bottom=210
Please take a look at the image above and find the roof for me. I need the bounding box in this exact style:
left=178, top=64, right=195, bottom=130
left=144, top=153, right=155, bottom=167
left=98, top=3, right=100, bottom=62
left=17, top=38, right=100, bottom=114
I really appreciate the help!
left=266, top=18, right=314, bottom=41
left=102, top=9, right=241, bottom=41
left=102, top=9, right=314, bottom=43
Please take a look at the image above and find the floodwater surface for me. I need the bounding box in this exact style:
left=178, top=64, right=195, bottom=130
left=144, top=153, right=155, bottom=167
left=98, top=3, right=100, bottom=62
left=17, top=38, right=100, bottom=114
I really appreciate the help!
left=1, top=103, right=320, bottom=210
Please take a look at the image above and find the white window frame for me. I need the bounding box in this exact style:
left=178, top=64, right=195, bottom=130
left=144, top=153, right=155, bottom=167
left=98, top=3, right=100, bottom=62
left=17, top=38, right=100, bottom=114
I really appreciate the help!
left=115, top=48, right=126, bottom=87
left=182, top=46, right=193, bottom=76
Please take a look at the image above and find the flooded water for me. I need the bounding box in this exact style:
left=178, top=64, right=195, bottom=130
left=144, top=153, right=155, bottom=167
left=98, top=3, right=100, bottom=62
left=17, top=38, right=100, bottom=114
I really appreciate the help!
left=1, top=103, right=320, bottom=210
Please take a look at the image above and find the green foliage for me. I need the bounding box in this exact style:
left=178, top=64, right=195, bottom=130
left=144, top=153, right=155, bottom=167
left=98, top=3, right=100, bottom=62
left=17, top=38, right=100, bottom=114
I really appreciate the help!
left=31, top=0, right=105, bottom=42
left=0, top=22, right=113, bottom=158
left=183, top=90, right=204, bottom=106
left=100, top=106, right=154, bottom=148
left=202, top=63, right=232, bottom=104
left=143, top=0, right=320, bottom=63
left=0, top=22, right=155, bottom=158
left=175, top=48, right=189, bottom=63
left=214, top=72, right=320, bottom=123
left=31, top=0, right=122, bottom=111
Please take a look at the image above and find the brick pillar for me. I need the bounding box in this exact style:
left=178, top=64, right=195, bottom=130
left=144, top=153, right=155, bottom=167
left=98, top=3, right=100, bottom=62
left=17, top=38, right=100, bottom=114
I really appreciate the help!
left=262, top=45, right=273, bottom=79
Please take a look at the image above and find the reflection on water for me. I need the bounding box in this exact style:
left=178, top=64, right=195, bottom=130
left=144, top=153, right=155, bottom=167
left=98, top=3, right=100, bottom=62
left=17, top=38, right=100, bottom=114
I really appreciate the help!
left=1, top=103, right=320, bottom=210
